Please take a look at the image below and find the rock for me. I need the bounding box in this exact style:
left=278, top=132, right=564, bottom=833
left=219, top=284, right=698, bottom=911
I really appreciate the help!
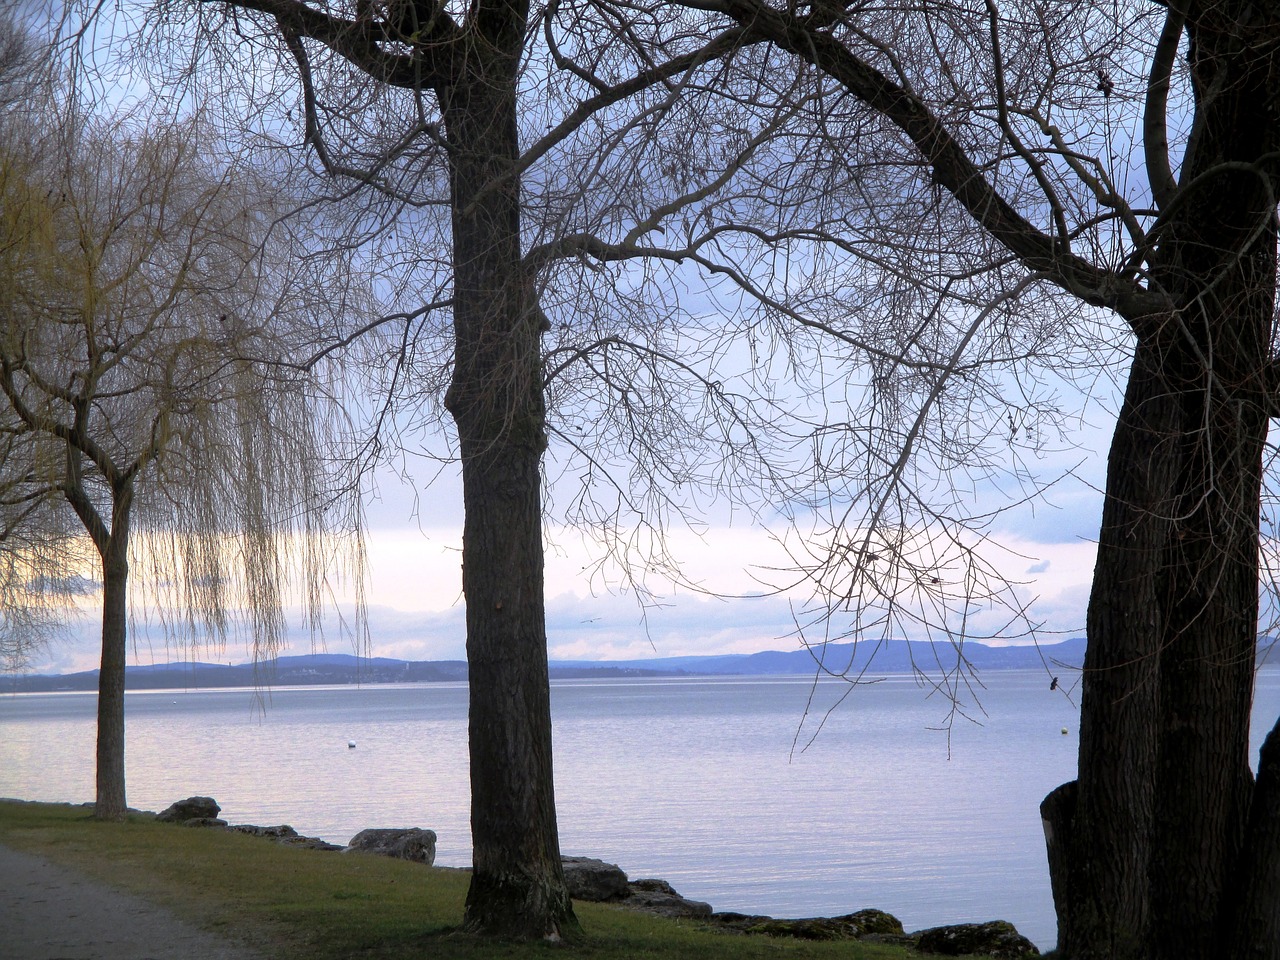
left=743, top=917, right=861, bottom=940
left=624, top=878, right=712, bottom=918
left=179, top=817, right=227, bottom=828
left=716, top=908, right=903, bottom=941
left=561, top=857, right=632, bottom=902
left=228, top=823, right=338, bottom=849
left=230, top=824, right=299, bottom=840
left=708, top=911, right=771, bottom=932
left=710, top=907, right=905, bottom=941
left=842, top=908, right=904, bottom=936
left=280, top=835, right=344, bottom=851
left=629, top=877, right=677, bottom=896
left=156, top=796, right=220, bottom=823
left=913, top=920, right=1040, bottom=958
left=345, top=828, right=437, bottom=865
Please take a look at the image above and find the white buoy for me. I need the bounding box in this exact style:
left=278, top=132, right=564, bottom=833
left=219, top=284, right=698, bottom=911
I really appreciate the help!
left=1061, top=727, right=1069, bottom=735
left=348, top=741, right=357, bottom=749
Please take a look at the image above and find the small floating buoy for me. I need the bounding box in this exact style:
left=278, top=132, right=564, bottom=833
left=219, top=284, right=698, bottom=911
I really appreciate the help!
left=1061, top=728, right=1069, bottom=735
left=348, top=741, right=357, bottom=749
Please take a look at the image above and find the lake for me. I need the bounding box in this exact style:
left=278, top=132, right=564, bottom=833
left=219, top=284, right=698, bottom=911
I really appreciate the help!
left=4, top=668, right=1279, bottom=951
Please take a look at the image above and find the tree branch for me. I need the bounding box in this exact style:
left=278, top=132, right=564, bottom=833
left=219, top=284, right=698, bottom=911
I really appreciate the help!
left=457, top=25, right=758, bottom=223
left=1144, top=2, right=1186, bottom=211
left=708, top=0, right=1169, bottom=327
left=202, top=0, right=459, bottom=91
left=281, top=24, right=450, bottom=197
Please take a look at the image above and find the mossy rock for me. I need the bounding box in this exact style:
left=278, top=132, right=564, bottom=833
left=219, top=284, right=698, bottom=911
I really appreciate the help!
left=840, top=908, right=904, bottom=936
left=914, top=920, right=1039, bottom=958
left=744, top=917, right=861, bottom=941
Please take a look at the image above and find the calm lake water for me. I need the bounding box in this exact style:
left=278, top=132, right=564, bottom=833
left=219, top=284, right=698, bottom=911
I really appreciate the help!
left=4, top=668, right=1280, bottom=951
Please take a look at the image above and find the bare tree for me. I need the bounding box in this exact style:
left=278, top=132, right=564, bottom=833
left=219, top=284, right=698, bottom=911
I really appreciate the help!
left=0, top=18, right=73, bottom=672
left=0, top=88, right=366, bottom=819
left=573, top=1, right=1280, bottom=958
left=98, top=0, right=1280, bottom=952
left=114, top=0, right=801, bottom=937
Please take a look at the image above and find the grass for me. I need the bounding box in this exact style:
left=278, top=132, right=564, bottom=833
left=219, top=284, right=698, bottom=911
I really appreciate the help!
left=0, top=800, right=930, bottom=960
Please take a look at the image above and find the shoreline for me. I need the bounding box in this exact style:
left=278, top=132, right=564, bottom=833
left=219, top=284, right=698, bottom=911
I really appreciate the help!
left=3, top=796, right=1047, bottom=959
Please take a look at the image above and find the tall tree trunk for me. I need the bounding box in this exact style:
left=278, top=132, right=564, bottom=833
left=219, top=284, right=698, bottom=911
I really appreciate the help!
left=442, top=0, right=577, bottom=939
left=1046, top=5, right=1280, bottom=958
left=94, top=524, right=131, bottom=821
left=1049, top=336, right=1180, bottom=960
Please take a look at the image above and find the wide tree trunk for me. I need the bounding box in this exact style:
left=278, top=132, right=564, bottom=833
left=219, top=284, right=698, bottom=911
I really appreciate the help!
left=1045, top=5, right=1280, bottom=958
left=442, top=0, right=577, bottom=939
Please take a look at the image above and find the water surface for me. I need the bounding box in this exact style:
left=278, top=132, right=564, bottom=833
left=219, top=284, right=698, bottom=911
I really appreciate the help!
left=5, top=668, right=1278, bottom=952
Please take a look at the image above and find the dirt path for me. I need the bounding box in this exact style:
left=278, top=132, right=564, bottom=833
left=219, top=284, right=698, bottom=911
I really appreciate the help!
left=0, top=843, right=267, bottom=960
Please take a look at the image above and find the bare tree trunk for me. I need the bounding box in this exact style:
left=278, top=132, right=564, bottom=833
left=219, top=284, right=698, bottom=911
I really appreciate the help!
left=1148, top=289, right=1267, bottom=960
left=1047, top=263, right=1275, bottom=960
left=1056, top=337, right=1177, bottom=960
left=1047, top=6, right=1280, bottom=957
left=442, top=1, right=577, bottom=938
left=94, top=529, right=129, bottom=821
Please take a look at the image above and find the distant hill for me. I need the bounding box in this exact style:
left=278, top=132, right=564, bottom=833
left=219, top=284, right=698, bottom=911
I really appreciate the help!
left=553, top=636, right=1090, bottom=677
left=2, top=638, right=1090, bottom=693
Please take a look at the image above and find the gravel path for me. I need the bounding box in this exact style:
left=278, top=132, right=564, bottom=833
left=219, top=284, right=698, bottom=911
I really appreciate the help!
left=0, top=843, right=267, bottom=960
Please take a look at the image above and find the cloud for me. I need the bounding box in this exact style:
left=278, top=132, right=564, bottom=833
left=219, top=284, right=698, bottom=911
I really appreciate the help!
left=544, top=589, right=804, bottom=661
left=15, top=510, right=1102, bottom=675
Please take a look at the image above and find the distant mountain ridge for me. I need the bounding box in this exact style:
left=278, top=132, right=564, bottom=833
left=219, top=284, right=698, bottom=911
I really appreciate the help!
left=4, top=638, right=1091, bottom=693
left=554, top=636, right=1090, bottom=676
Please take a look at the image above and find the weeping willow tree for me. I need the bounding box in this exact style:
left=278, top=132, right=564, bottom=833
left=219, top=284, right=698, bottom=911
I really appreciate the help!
left=0, top=80, right=368, bottom=820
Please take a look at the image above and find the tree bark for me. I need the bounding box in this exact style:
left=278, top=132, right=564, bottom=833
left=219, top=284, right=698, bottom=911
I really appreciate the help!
left=442, top=0, right=577, bottom=939
left=1040, top=779, right=1076, bottom=941
left=1228, top=714, right=1280, bottom=960
left=1047, top=5, right=1280, bottom=958
left=93, top=515, right=131, bottom=821
left=1057, top=335, right=1179, bottom=959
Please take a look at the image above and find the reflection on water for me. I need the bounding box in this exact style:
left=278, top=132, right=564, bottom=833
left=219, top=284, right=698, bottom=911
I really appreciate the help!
left=4, top=669, right=1279, bottom=952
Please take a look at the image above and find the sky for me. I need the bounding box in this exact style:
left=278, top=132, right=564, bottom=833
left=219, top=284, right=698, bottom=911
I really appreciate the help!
left=27, top=424, right=1111, bottom=676
left=9, top=0, right=1124, bottom=676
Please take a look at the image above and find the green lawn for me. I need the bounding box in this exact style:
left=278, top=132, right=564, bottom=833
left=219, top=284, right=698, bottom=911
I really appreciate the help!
left=0, top=800, right=929, bottom=960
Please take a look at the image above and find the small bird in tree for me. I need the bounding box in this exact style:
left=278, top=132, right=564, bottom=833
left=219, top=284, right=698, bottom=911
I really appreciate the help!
left=1050, top=677, right=1059, bottom=691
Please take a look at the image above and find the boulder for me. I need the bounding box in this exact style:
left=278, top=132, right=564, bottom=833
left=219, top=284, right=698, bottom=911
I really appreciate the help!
left=156, top=797, right=221, bottom=823
left=231, top=824, right=299, bottom=840
left=913, top=920, right=1040, bottom=959
left=281, top=835, right=344, bottom=852
left=179, top=817, right=227, bottom=828
left=711, top=907, right=906, bottom=941
left=629, top=877, right=677, bottom=896
left=708, top=911, right=771, bottom=932
left=624, top=877, right=712, bottom=918
left=742, top=917, right=861, bottom=940
left=345, top=828, right=437, bottom=865
left=562, top=857, right=632, bottom=902
left=228, top=823, right=339, bottom=849
left=843, top=908, right=904, bottom=937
